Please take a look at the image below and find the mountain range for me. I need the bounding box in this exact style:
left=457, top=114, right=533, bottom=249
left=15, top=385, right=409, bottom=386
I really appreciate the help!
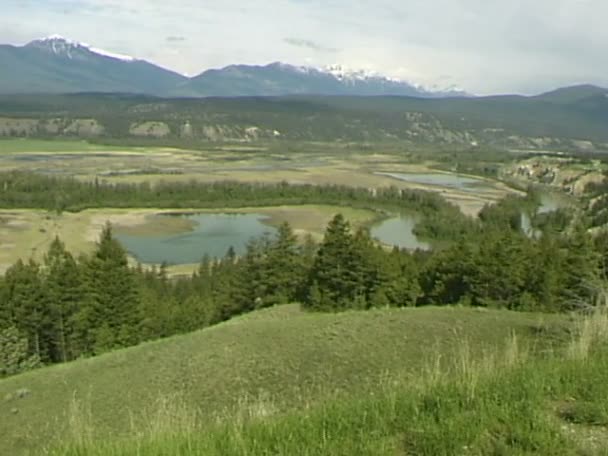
left=0, top=36, right=467, bottom=98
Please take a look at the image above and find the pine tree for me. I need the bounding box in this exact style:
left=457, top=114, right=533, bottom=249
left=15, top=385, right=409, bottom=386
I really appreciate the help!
left=419, top=239, right=475, bottom=306
left=264, top=222, right=305, bottom=306
left=233, top=236, right=272, bottom=311
left=305, top=214, right=368, bottom=311
left=468, top=230, right=530, bottom=308
left=3, top=259, right=51, bottom=360
left=0, top=326, right=41, bottom=378
left=43, top=237, right=84, bottom=362
left=83, top=223, right=141, bottom=354
left=558, top=224, right=601, bottom=310
left=381, top=249, right=421, bottom=307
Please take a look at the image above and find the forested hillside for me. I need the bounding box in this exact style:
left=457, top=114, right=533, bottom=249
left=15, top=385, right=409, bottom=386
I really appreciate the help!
left=0, top=89, right=607, bottom=149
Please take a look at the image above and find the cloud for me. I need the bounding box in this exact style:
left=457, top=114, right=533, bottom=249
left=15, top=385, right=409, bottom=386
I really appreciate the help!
left=284, top=38, right=338, bottom=53
left=0, top=0, right=607, bottom=94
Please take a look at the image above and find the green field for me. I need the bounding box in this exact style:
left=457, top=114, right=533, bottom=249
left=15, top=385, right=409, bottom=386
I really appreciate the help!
left=0, top=305, right=572, bottom=455
left=56, top=310, right=608, bottom=456
left=0, top=139, right=127, bottom=153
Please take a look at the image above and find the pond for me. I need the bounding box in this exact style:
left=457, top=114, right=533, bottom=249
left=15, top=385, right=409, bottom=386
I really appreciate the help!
left=371, top=216, right=431, bottom=251
left=115, top=213, right=277, bottom=265
left=375, top=172, right=490, bottom=192
left=115, top=211, right=431, bottom=265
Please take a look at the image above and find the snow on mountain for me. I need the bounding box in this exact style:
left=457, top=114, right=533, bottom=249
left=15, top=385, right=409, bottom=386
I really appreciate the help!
left=29, top=35, right=135, bottom=62
left=4, top=36, right=469, bottom=97
left=322, top=64, right=385, bottom=82
left=86, top=47, right=135, bottom=62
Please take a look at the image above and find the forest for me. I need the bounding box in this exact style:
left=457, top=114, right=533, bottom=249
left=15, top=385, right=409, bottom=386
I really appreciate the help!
left=1, top=171, right=606, bottom=377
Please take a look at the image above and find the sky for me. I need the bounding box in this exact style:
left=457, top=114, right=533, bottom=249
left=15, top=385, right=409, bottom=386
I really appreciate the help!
left=1, top=0, right=606, bottom=95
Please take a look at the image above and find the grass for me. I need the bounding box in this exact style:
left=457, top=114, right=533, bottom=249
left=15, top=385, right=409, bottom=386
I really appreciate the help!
left=0, top=305, right=572, bottom=455
left=51, top=307, right=608, bottom=456
left=0, top=139, right=127, bottom=153
left=0, top=209, right=97, bottom=273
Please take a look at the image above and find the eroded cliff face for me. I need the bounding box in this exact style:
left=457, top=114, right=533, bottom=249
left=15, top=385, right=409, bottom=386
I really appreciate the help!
left=0, top=117, right=105, bottom=137
left=503, top=156, right=606, bottom=196
left=0, top=117, right=282, bottom=142
left=0, top=111, right=605, bottom=152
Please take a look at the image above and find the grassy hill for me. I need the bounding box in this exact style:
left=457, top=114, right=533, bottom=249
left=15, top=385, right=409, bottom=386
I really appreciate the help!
left=0, top=304, right=571, bottom=455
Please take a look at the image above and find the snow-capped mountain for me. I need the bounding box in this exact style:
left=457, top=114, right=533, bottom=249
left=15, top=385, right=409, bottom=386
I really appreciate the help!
left=184, top=62, right=468, bottom=97
left=0, top=36, right=468, bottom=98
left=28, top=35, right=136, bottom=62
left=0, top=36, right=187, bottom=95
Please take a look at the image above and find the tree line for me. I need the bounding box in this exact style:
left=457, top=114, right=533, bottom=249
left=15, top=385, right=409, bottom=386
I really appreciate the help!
left=0, top=171, right=476, bottom=243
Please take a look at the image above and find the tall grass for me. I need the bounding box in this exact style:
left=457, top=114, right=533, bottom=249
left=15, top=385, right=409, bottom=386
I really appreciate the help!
left=568, top=291, right=608, bottom=361
left=54, top=306, right=608, bottom=456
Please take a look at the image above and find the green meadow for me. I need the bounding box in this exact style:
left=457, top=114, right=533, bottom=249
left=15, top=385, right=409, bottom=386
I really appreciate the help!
left=0, top=305, right=575, bottom=455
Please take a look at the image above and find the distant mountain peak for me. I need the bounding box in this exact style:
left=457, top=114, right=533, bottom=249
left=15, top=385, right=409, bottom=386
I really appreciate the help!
left=536, top=84, right=608, bottom=104
left=322, top=64, right=388, bottom=82
left=40, top=34, right=74, bottom=43
left=1, top=37, right=468, bottom=97
left=26, top=35, right=136, bottom=62
left=185, top=61, right=470, bottom=97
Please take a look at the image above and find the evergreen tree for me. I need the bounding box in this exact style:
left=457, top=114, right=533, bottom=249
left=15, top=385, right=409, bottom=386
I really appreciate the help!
left=3, top=259, right=51, bottom=360
left=304, top=214, right=370, bottom=310
left=467, top=230, right=531, bottom=308
left=381, top=248, right=421, bottom=307
left=0, top=326, right=41, bottom=378
left=233, top=236, right=272, bottom=311
left=419, top=239, right=475, bottom=306
left=558, top=224, right=601, bottom=310
left=43, top=237, right=84, bottom=362
left=264, top=222, right=305, bottom=306
left=83, top=224, right=141, bottom=353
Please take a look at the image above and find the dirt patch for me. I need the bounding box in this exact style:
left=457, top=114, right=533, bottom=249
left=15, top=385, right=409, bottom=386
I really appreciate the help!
left=86, top=211, right=158, bottom=242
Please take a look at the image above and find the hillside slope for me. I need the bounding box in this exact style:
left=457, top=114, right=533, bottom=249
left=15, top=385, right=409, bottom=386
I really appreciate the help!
left=0, top=91, right=607, bottom=149
left=0, top=38, right=187, bottom=95
left=0, top=304, right=570, bottom=455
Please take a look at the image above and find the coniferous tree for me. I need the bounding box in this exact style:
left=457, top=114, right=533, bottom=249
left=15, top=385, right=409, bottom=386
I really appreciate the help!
left=304, top=214, right=362, bottom=310
left=419, top=239, right=475, bottom=306
left=264, top=222, right=305, bottom=306
left=83, top=223, right=141, bottom=353
left=3, top=259, right=50, bottom=360
left=233, top=236, right=272, bottom=311
left=381, top=248, right=421, bottom=307
left=468, top=230, right=531, bottom=308
left=558, top=224, right=602, bottom=310
left=43, top=237, right=84, bottom=362
left=0, top=326, right=41, bottom=378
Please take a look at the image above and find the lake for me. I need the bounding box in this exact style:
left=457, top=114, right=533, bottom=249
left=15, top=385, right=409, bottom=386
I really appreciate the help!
left=115, top=213, right=277, bottom=264
left=371, top=216, right=430, bottom=251
left=115, top=212, right=429, bottom=265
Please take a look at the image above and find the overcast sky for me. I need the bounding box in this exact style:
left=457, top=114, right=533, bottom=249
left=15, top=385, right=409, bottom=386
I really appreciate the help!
left=2, top=0, right=606, bottom=94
